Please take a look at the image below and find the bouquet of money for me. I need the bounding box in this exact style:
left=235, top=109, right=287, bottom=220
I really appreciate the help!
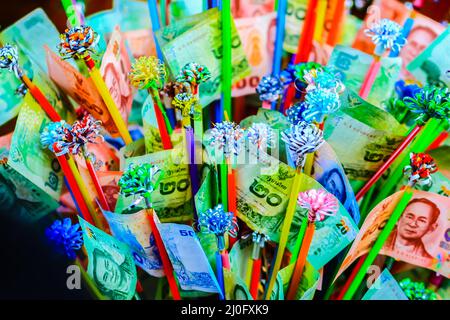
left=0, top=0, right=448, bottom=303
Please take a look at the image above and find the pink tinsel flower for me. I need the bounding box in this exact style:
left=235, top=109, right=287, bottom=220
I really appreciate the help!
left=297, top=189, right=338, bottom=222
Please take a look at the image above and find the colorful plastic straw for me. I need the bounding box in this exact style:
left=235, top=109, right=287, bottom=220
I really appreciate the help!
left=313, top=0, right=328, bottom=43
left=272, top=0, right=287, bottom=77
left=148, top=0, right=164, bottom=61
left=61, top=0, right=83, bottom=27
left=326, top=0, right=345, bottom=46
left=221, top=0, right=232, bottom=120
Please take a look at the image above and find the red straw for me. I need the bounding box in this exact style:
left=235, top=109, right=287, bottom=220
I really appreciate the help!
left=358, top=58, right=381, bottom=99
left=326, top=0, right=346, bottom=46
left=154, top=100, right=173, bottom=150
left=85, top=158, right=111, bottom=211
left=58, top=154, right=95, bottom=225
left=227, top=170, right=238, bottom=249
left=147, top=209, right=181, bottom=300
left=22, top=75, right=61, bottom=122
left=250, top=258, right=262, bottom=299
left=355, top=125, right=423, bottom=201
left=427, top=131, right=448, bottom=151
left=282, top=0, right=319, bottom=112
left=335, top=254, right=366, bottom=300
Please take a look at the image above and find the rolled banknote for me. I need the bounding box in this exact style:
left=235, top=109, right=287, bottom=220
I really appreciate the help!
left=8, top=93, right=69, bottom=201
left=223, top=268, right=253, bottom=300
left=235, top=149, right=359, bottom=270
left=324, top=90, right=407, bottom=190
left=337, top=190, right=450, bottom=279
left=156, top=8, right=251, bottom=107
left=232, top=0, right=275, bottom=18
left=102, top=209, right=164, bottom=277
left=156, top=222, right=221, bottom=294
left=407, top=27, right=450, bottom=88
left=100, top=26, right=133, bottom=127
left=276, top=262, right=320, bottom=300
left=79, top=217, right=138, bottom=300
left=327, top=46, right=402, bottom=107
left=283, top=0, right=308, bottom=53
left=232, top=13, right=277, bottom=97
left=362, top=268, right=408, bottom=300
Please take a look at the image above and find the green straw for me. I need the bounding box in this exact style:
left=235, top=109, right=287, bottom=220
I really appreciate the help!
left=371, top=118, right=443, bottom=207
left=219, top=163, right=228, bottom=211
left=160, top=0, right=167, bottom=26
left=149, top=88, right=173, bottom=135
left=221, top=0, right=232, bottom=120
left=343, top=188, right=414, bottom=300
left=289, top=216, right=308, bottom=265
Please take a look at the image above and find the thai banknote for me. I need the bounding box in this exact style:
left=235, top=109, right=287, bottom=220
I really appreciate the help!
left=0, top=148, right=58, bottom=222
left=113, top=0, right=152, bottom=31
left=100, top=26, right=133, bottom=127
left=156, top=8, right=251, bottom=107
left=324, top=90, right=407, bottom=190
left=122, top=29, right=157, bottom=58
left=283, top=0, right=308, bottom=53
left=362, top=269, right=408, bottom=300
left=117, top=149, right=193, bottom=221
left=235, top=149, right=359, bottom=270
left=45, top=46, right=123, bottom=137
left=102, top=209, right=164, bottom=277
left=351, top=0, right=445, bottom=81
left=232, top=0, right=275, bottom=18
left=194, top=165, right=218, bottom=216
left=275, top=262, right=320, bottom=300
left=156, top=222, right=221, bottom=294
left=232, top=13, right=276, bottom=97
left=327, top=46, right=402, bottom=107
left=79, top=217, right=137, bottom=300
left=407, top=27, right=450, bottom=88
left=337, top=190, right=450, bottom=279
left=313, top=142, right=360, bottom=224
left=8, top=89, right=70, bottom=201
left=223, top=268, right=253, bottom=300
left=229, top=238, right=254, bottom=283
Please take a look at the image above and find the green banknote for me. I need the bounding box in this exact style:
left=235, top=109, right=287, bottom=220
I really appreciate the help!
left=0, top=148, right=58, bottom=222
left=283, top=0, right=308, bottom=53
left=0, top=8, right=68, bottom=126
left=229, top=238, right=253, bottom=283
left=79, top=217, right=137, bottom=300
left=362, top=269, right=408, bottom=300
left=275, top=262, right=320, bottom=300
left=236, top=149, right=359, bottom=270
left=8, top=87, right=72, bottom=201
left=156, top=8, right=251, bottom=106
left=117, top=148, right=193, bottom=221
left=223, top=268, right=253, bottom=300
left=407, top=27, right=450, bottom=88
left=324, top=90, right=407, bottom=190
left=327, top=45, right=402, bottom=108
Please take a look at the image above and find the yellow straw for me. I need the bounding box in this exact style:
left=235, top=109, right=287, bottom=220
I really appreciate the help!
left=245, top=258, right=254, bottom=287
left=303, top=153, right=315, bottom=176
left=265, top=169, right=304, bottom=298
left=314, top=0, right=328, bottom=43
left=66, top=155, right=102, bottom=228
left=88, top=67, right=133, bottom=145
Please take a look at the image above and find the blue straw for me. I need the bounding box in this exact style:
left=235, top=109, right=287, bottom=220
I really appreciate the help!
left=63, top=177, right=83, bottom=218
left=148, top=0, right=164, bottom=61
left=216, top=252, right=225, bottom=299
left=271, top=0, right=287, bottom=110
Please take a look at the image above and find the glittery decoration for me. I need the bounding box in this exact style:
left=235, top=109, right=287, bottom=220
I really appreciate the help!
left=256, top=75, right=284, bottom=102
left=208, top=121, right=245, bottom=158
left=172, top=92, right=198, bottom=117
left=403, top=152, right=437, bottom=187
left=118, top=163, right=161, bottom=208
left=293, top=62, right=324, bottom=83
left=247, top=123, right=274, bottom=149
left=364, top=19, right=407, bottom=55
left=129, top=56, right=166, bottom=90
left=251, top=232, right=269, bottom=260
left=303, top=88, right=341, bottom=122
left=303, top=69, right=345, bottom=93
left=45, top=218, right=83, bottom=259
left=40, top=121, right=74, bottom=156
left=403, top=85, right=450, bottom=126
left=297, top=189, right=339, bottom=222
left=399, top=278, right=437, bottom=300
left=287, top=102, right=309, bottom=125
left=58, top=25, right=99, bottom=59
left=161, top=81, right=189, bottom=98
left=281, top=122, right=324, bottom=167
left=197, top=204, right=238, bottom=239
left=0, top=44, right=22, bottom=78
left=176, top=63, right=211, bottom=85
left=70, top=114, right=104, bottom=156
